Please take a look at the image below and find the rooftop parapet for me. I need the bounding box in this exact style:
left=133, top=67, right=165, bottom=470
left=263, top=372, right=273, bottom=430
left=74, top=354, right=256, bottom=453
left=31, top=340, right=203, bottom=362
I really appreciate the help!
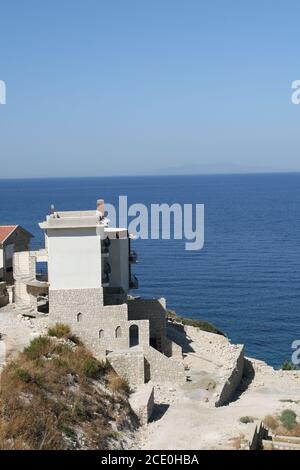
left=39, top=199, right=110, bottom=230
left=39, top=214, right=108, bottom=230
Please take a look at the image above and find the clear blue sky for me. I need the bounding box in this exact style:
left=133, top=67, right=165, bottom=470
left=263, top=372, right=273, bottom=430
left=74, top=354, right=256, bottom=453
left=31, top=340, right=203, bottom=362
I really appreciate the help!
left=0, top=0, right=300, bottom=178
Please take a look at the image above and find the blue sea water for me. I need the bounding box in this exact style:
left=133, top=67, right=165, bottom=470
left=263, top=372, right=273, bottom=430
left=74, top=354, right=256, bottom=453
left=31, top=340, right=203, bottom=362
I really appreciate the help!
left=0, top=173, right=299, bottom=368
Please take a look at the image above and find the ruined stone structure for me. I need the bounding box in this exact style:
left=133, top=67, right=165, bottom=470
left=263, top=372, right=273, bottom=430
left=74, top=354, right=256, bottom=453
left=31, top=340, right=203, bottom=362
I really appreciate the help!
left=11, top=199, right=185, bottom=387
left=0, top=225, right=33, bottom=284
left=0, top=282, right=9, bottom=308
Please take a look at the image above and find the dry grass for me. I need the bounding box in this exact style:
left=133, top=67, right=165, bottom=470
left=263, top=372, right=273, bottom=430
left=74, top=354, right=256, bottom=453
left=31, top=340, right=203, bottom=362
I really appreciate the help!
left=106, top=370, right=130, bottom=395
left=48, top=323, right=82, bottom=345
left=263, top=411, right=300, bottom=437
left=0, top=330, right=136, bottom=450
left=229, top=433, right=245, bottom=450
left=263, top=415, right=279, bottom=430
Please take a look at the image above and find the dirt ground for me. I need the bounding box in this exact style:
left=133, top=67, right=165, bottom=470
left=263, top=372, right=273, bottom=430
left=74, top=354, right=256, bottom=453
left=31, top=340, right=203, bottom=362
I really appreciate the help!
left=131, top=326, right=300, bottom=450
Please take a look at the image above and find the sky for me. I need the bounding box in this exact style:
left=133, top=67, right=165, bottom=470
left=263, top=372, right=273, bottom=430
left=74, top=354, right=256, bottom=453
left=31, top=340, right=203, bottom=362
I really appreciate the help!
left=0, top=0, right=300, bottom=178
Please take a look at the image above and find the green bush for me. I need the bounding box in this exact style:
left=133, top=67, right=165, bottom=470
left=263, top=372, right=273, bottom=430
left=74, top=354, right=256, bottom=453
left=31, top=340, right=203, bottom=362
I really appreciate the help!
left=281, top=361, right=299, bottom=371
left=23, top=336, right=52, bottom=360
left=166, top=310, right=225, bottom=336
left=280, top=409, right=297, bottom=430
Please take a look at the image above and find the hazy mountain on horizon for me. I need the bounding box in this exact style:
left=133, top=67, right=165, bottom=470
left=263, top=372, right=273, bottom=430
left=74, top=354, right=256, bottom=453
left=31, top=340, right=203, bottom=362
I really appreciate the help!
left=146, top=162, right=297, bottom=176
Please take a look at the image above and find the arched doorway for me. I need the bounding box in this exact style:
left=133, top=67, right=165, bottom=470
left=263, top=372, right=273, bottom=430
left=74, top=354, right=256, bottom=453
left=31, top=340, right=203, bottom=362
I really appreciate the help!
left=129, top=324, right=139, bottom=347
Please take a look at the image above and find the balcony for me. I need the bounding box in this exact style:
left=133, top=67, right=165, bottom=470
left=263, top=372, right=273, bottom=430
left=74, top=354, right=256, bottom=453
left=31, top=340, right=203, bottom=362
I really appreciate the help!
left=129, top=274, right=139, bottom=290
left=129, top=250, right=138, bottom=263
left=101, top=237, right=110, bottom=257
left=101, top=246, right=109, bottom=257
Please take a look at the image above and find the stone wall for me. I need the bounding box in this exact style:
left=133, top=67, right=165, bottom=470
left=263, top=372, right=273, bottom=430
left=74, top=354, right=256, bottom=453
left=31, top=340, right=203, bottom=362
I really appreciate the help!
left=129, top=382, right=154, bottom=425
left=13, top=251, right=37, bottom=306
left=214, top=344, right=245, bottom=407
left=49, top=288, right=150, bottom=359
left=27, top=284, right=48, bottom=311
left=108, top=347, right=145, bottom=385
left=143, top=345, right=186, bottom=384
left=127, top=298, right=166, bottom=343
left=162, top=336, right=183, bottom=359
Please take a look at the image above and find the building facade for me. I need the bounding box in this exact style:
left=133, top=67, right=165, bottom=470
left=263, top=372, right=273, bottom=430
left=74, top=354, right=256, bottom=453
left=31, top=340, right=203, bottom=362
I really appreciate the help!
left=12, top=199, right=185, bottom=385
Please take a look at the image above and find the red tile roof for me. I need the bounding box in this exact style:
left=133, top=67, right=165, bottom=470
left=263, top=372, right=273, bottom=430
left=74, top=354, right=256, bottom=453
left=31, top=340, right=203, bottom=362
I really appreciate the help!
left=0, top=225, right=18, bottom=244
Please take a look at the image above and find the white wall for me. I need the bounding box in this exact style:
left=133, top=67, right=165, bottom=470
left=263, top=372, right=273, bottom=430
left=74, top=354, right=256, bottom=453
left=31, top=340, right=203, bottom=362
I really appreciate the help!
left=0, top=248, right=3, bottom=269
left=108, top=238, right=129, bottom=291
left=47, top=227, right=102, bottom=290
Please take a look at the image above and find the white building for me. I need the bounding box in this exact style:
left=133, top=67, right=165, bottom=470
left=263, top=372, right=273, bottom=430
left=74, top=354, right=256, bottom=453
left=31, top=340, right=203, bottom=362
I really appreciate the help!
left=12, top=199, right=185, bottom=386
left=38, top=199, right=137, bottom=304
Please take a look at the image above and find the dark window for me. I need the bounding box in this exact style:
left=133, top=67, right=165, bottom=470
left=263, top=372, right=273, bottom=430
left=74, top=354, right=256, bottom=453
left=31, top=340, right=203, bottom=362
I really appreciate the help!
left=115, top=326, right=122, bottom=338
left=129, top=324, right=139, bottom=347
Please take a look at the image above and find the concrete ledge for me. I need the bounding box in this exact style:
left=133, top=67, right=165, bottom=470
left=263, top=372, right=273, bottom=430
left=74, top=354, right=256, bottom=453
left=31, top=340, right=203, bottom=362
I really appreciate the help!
left=108, top=347, right=145, bottom=386
left=214, top=344, right=245, bottom=407
left=143, top=345, right=186, bottom=384
left=129, top=382, right=154, bottom=426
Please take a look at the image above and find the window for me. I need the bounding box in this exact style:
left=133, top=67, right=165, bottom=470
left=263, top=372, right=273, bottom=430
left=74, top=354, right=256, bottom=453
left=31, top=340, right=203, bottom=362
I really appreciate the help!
left=129, top=324, right=139, bottom=347
left=77, top=312, right=82, bottom=322
left=99, top=329, right=104, bottom=339
left=115, top=326, right=122, bottom=338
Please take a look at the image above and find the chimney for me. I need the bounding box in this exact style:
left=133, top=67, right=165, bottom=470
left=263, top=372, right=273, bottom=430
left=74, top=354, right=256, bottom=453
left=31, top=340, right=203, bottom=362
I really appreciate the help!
left=97, top=199, right=105, bottom=217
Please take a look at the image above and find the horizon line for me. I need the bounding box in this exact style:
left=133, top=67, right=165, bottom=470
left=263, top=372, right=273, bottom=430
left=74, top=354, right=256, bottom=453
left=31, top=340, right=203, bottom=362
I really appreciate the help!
left=1, top=169, right=300, bottom=181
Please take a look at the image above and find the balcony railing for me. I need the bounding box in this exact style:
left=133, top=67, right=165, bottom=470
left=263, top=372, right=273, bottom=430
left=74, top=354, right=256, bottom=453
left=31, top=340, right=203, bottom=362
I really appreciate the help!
left=129, top=274, right=139, bottom=289
left=129, top=250, right=138, bottom=263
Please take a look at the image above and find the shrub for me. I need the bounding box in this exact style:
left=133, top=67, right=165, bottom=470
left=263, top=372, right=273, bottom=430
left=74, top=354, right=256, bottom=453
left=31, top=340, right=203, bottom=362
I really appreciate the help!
left=48, top=323, right=71, bottom=338
left=287, top=423, right=300, bottom=437
left=14, top=367, right=32, bottom=383
left=239, top=416, right=254, bottom=424
left=107, top=371, right=130, bottom=395
left=281, top=361, right=299, bottom=371
left=48, top=324, right=83, bottom=346
left=81, top=357, right=101, bottom=379
left=263, top=415, right=278, bottom=430
left=58, top=423, right=76, bottom=440
left=280, top=399, right=300, bottom=404
left=166, top=310, right=225, bottom=336
left=280, top=409, right=297, bottom=430
left=23, top=336, right=52, bottom=360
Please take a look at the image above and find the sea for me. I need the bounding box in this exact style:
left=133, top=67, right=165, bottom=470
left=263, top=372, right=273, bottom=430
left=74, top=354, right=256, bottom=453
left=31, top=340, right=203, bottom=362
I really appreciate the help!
left=0, top=173, right=299, bottom=368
